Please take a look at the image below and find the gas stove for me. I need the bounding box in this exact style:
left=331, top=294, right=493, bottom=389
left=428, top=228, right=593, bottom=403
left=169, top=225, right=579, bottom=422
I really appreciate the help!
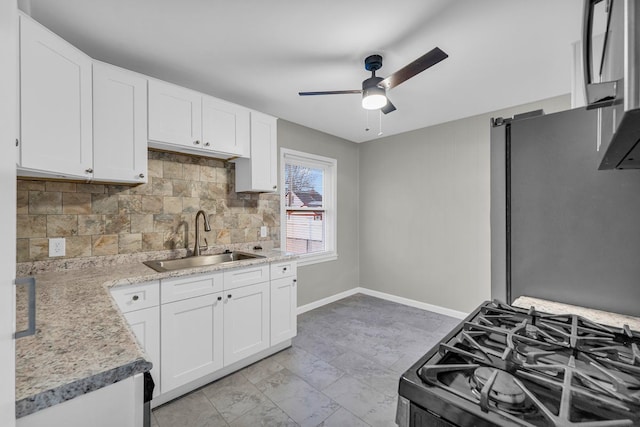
left=396, top=301, right=640, bottom=426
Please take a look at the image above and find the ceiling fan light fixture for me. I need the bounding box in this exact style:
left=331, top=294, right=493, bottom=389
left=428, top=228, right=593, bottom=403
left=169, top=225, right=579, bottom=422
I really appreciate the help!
left=362, top=77, right=387, bottom=110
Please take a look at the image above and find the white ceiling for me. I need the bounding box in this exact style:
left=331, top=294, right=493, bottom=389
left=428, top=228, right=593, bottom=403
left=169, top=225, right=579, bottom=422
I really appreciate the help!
left=24, top=0, right=583, bottom=143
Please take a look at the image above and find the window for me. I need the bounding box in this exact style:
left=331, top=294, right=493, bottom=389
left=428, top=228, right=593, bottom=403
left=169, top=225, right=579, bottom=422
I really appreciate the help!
left=281, top=148, right=337, bottom=265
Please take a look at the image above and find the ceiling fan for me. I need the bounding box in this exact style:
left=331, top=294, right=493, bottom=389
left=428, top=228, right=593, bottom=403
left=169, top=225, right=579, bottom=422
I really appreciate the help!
left=299, top=47, right=448, bottom=114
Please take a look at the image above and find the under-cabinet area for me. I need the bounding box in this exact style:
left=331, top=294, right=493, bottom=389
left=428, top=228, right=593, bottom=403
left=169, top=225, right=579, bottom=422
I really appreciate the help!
left=109, top=260, right=297, bottom=408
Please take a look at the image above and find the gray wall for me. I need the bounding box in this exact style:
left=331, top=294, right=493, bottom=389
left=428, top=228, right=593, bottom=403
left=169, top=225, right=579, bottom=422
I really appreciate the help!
left=278, top=120, right=360, bottom=307
left=359, top=95, right=571, bottom=313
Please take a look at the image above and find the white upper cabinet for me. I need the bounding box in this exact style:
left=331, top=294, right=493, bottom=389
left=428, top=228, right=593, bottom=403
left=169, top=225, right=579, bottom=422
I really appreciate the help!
left=18, top=14, right=93, bottom=179
left=93, top=62, right=148, bottom=183
left=202, top=96, right=249, bottom=156
left=148, top=80, right=249, bottom=159
left=235, top=112, right=278, bottom=192
left=148, top=80, right=201, bottom=149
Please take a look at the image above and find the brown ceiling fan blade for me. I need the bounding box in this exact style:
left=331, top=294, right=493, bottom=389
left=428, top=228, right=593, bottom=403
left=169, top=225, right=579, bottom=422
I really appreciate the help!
left=379, top=47, right=448, bottom=90
left=381, top=99, right=397, bottom=114
left=298, top=90, right=362, bottom=96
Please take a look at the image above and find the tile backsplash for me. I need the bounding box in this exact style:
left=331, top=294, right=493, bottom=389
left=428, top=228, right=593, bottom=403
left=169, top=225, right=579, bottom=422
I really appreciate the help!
left=16, top=150, right=280, bottom=263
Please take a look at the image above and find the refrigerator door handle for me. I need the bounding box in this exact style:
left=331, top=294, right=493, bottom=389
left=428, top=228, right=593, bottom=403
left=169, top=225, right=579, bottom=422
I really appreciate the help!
left=582, top=0, right=618, bottom=107
left=14, top=277, right=36, bottom=339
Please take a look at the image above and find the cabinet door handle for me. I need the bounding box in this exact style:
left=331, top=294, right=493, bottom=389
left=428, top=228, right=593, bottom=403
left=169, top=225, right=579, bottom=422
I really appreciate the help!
left=204, top=142, right=211, bottom=147
left=272, top=185, right=277, bottom=190
left=85, top=168, right=93, bottom=173
left=15, top=277, right=36, bottom=339
left=227, top=294, right=232, bottom=299
left=217, top=296, right=222, bottom=301
left=139, top=173, right=145, bottom=179
left=293, top=279, right=297, bottom=286
left=193, top=140, right=201, bottom=145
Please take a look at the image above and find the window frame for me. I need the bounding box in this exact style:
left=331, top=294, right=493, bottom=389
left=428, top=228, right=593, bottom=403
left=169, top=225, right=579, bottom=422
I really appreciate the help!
left=280, top=148, right=337, bottom=266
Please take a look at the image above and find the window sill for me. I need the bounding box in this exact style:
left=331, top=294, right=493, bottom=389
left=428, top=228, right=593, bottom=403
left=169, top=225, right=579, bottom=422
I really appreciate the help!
left=296, top=252, right=338, bottom=267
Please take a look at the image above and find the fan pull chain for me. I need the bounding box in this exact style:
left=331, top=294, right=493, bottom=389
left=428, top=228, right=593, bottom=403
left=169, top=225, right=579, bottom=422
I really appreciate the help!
left=365, top=110, right=370, bottom=132
left=378, top=110, right=383, bottom=136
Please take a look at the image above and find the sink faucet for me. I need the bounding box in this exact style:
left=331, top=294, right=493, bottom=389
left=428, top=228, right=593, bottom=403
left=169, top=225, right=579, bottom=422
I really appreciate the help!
left=193, top=210, right=211, bottom=256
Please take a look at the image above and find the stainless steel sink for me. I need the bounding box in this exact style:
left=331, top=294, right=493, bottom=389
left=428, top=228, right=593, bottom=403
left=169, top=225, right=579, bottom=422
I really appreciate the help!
left=143, top=251, right=265, bottom=272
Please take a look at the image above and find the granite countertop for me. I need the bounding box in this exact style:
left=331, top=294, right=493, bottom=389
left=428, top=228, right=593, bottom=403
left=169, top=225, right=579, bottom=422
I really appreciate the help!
left=513, top=296, right=640, bottom=331
left=15, top=249, right=295, bottom=418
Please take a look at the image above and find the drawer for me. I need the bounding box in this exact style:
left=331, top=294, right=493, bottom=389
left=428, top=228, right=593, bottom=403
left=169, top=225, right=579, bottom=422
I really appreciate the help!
left=270, top=260, right=297, bottom=280
left=161, top=272, right=223, bottom=304
left=223, top=264, right=269, bottom=290
left=110, top=281, right=160, bottom=313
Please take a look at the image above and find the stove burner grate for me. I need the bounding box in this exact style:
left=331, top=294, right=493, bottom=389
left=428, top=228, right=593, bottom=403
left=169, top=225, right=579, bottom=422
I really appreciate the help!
left=416, top=301, right=640, bottom=426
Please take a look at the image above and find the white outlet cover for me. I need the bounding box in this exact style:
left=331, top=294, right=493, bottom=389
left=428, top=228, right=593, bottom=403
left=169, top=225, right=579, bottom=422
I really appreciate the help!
left=49, top=237, right=66, bottom=257
left=260, top=226, right=267, bottom=238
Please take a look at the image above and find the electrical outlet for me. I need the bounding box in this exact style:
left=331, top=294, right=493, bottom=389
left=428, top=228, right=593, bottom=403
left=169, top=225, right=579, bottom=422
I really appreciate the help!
left=260, top=226, right=268, bottom=238
left=49, top=238, right=66, bottom=257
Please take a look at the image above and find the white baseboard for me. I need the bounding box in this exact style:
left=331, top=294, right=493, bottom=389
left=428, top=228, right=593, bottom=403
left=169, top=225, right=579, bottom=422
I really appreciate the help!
left=297, top=288, right=360, bottom=315
left=297, top=286, right=469, bottom=319
left=356, top=287, right=469, bottom=319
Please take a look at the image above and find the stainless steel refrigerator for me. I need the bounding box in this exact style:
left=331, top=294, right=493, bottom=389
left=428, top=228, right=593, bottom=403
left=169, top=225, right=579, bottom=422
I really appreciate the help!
left=490, top=107, right=640, bottom=317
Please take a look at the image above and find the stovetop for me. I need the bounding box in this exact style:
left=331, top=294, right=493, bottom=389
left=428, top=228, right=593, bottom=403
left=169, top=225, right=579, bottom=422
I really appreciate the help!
left=398, top=301, right=640, bottom=427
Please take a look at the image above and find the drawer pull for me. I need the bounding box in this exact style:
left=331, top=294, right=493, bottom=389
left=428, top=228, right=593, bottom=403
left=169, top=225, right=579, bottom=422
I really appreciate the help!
left=227, top=294, right=232, bottom=299
left=132, top=295, right=139, bottom=301
left=283, top=267, right=287, bottom=272
left=217, top=296, right=222, bottom=301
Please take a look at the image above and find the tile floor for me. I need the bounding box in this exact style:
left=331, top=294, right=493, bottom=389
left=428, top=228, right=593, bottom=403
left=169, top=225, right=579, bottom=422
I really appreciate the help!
left=151, top=293, right=461, bottom=427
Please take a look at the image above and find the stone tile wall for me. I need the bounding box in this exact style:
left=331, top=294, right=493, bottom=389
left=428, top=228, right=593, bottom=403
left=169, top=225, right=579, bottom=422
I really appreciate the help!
left=16, top=150, right=280, bottom=263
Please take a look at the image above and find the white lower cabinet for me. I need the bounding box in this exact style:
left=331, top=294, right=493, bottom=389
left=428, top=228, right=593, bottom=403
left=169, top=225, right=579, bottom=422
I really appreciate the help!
left=223, top=282, right=270, bottom=365
left=160, top=292, right=224, bottom=393
left=123, top=307, right=160, bottom=398
left=270, top=276, right=297, bottom=346
left=113, top=261, right=297, bottom=405
left=110, top=281, right=160, bottom=397
left=17, top=374, right=143, bottom=427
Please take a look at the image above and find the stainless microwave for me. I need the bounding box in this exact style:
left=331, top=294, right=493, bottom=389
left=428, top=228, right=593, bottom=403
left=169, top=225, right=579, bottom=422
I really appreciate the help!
left=583, top=0, right=640, bottom=169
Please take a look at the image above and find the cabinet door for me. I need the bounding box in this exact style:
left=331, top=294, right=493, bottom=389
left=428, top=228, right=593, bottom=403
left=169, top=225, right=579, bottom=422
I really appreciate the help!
left=202, top=96, right=249, bottom=156
left=223, top=282, right=269, bottom=366
left=148, top=80, right=201, bottom=148
left=19, top=15, right=93, bottom=179
left=16, top=375, right=142, bottom=427
left=161, top=293, right=223, bottom=393
left=92, top=63, right=148, bottom=183
left=124, top=307, right=161, bottom=397
left=235, top=112, right=277, bottom=192
left=270, top=276, right=297, bottom=346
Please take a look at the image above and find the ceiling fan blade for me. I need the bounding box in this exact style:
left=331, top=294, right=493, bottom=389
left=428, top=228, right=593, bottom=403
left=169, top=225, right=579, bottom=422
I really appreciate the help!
left=299, top=90, right=362, bottom=96
left=381, top=99, right=397, bottom=114
left=379, top=47, right=448, bottom=90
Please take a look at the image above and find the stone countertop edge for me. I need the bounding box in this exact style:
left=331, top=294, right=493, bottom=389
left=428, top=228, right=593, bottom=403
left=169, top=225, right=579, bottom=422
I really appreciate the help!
left=15, top=250, right=297, bottom=418
left=512, top=296, right=640, bottom=332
